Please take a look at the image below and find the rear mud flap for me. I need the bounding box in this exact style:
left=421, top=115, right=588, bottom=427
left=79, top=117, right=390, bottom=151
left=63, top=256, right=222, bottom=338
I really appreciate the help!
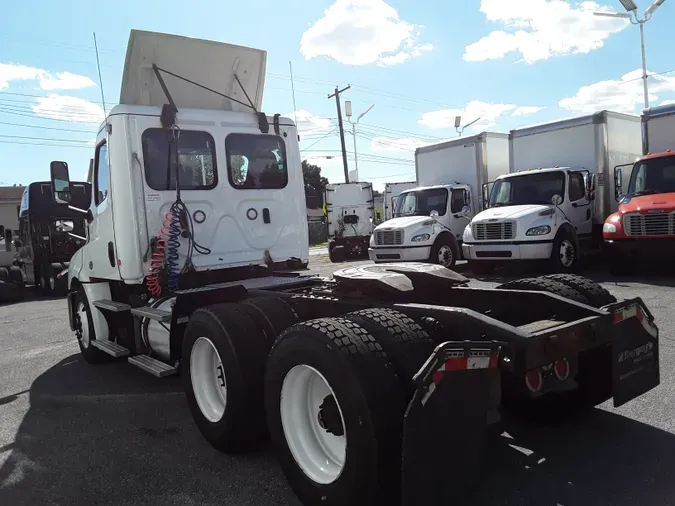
left=401, top=341, right=502, bottom=506
left=607, top=298, right=660, bottom=408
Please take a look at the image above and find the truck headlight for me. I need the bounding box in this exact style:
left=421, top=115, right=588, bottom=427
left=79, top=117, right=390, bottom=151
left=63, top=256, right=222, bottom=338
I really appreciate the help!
left=411, top=233, right=430, bottom=242
left=526, top=225, right=551, bottom=236
left=603, top=222, right=617, bottom=233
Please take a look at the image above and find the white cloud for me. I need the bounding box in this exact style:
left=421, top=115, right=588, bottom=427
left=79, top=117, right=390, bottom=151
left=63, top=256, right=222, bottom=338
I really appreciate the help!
left=0, top=63, right=96, bottom=90
left=300, top=0, right=432, bottom=66
left=464, top=0, right=629, bottom=64
left=559, top=69, right=675, bottom=114
left=661, top=100, right=675, bottom=106
left=287, top=109, right=333, bottom=133
left=32, top=94, right=105, bottom=124
left=419, top=100, right=544, bottom=130
left=370, top=136, right=434, bottom=153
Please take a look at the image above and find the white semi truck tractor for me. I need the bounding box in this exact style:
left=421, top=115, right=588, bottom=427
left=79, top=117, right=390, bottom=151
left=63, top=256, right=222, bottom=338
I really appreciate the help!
left=325, top=181, right=375, bottom=262
left=463, top=110, right=643, bottom=274
left=48, top=31, right=661, bottom=506
left=369, top=132, right=510, bottom=268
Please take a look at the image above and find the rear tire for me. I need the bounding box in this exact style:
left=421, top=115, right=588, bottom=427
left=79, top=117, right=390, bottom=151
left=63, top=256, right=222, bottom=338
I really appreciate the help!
left=539, top=274, right=616, bottom=308
left=182, top=303, right=269, bottom=453
left=344, top=308, right=434, bottom=399
left=329, top=245, right=346, bottom=263
left=265, top=318, right=406, bottom=506
left=241, top=296, right=299, bottom=348
left=496, top=277, right=590, bottom=305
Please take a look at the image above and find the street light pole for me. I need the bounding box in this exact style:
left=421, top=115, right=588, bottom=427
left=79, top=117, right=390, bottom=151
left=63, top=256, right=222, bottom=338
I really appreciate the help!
left=594, top=0, right=667, bottom=110
left=345, top=102, right=375, bottom=182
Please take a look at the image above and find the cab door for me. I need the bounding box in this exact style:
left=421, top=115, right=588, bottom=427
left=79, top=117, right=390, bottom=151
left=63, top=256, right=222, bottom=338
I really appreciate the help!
left=449, top=187, right=472, bottom=242
left=566, top=170, right=592, bottom=237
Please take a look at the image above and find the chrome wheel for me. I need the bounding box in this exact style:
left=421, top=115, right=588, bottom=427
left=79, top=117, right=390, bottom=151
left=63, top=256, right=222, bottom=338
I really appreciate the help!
left=559, top=239, right=576, bottom=268
left=437, top=244, right=454, bottom=267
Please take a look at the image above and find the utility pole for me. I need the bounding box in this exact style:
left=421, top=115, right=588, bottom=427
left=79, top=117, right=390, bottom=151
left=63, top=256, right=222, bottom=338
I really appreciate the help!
left=328, top=85, right=351, bottom=183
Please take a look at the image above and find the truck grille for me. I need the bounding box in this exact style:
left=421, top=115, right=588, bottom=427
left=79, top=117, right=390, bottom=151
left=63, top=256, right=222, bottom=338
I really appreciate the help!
left=473, top=221, right=516, bottom=241
left=623, top=212, right=674, bottom=236
left=375, top=229, right=403, bottom=245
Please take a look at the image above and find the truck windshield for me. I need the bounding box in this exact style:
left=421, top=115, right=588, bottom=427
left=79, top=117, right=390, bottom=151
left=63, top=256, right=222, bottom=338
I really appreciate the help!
left=394, top=188, right=448, bottom=217
left=627, top=156, right=675, bottom=196
left=489, top=171, right=565, bottom=207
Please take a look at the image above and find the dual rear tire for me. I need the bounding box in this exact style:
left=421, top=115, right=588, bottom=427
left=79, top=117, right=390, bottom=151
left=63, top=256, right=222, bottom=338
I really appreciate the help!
left=183, top=299, right=435, bottom=505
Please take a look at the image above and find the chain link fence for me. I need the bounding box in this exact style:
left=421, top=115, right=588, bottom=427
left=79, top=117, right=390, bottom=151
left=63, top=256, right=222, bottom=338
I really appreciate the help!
left=308, top=221, right=327, bottom=245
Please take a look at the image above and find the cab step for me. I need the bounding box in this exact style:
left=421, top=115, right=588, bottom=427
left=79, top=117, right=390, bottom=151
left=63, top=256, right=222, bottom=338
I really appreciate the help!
left=92, top=299, right=131, bottom=312
left=91, top=339, right=131, bottom=357
left=128, top=355, right=178, bottom=378
left=131, top=306, right=171, bottom=323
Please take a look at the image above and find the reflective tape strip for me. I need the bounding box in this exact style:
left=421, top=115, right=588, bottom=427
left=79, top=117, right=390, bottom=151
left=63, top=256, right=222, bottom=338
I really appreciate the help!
left=613, top=304, right=658, bottom=338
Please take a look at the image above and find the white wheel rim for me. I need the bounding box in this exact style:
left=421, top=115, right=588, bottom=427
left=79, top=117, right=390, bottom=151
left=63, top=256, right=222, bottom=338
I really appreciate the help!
left=77, top=301, right=90, bottom=348
left=437, top=245, right=453, bottom=267
left=190, top=337, right=227, bottom=423
left=280, top=365, right=346, bottom=485
left=559, top=240, right=575, bottom=267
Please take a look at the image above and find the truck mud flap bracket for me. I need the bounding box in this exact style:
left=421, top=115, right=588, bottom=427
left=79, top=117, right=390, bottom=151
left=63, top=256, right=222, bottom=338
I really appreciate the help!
left=607, top=298, right=660, bottom=408
left=401, top=340, right=502, bottom=506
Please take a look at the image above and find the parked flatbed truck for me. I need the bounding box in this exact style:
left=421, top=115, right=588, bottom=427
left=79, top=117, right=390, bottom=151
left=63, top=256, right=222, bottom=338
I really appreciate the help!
left=50, top=29, right=661, bottom=506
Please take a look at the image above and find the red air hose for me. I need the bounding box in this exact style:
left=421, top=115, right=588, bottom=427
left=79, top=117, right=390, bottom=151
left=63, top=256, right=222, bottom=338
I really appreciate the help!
left=145, top=210, right=176, bottom=296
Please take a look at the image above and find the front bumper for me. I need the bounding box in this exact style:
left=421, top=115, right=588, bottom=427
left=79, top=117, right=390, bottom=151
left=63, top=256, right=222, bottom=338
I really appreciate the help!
left=369, top=245, right=431, bottom=262
left=604, top=237, right=675, bottom=257
left=462, top=240, right=553, bottom=261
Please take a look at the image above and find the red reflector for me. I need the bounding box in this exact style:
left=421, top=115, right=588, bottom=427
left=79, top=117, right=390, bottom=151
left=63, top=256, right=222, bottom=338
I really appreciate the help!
left=525, top=369, right=543, bottom=393
left=554, top=358, right=570, bottom=381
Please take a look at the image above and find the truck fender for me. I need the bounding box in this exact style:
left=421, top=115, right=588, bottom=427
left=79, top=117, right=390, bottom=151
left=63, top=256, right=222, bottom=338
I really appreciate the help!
left=81, top=282, right=112, bottom=342
left=433, top=230, right=460, bottom=256
left=556, top=222, right=579, bottom=250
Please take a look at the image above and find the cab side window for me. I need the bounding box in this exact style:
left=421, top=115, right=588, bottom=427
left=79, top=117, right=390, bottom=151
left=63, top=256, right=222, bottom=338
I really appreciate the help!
left=95, top=141, right=109, bottom=206
left=450, top=189, right=467, bottom=213
left=568, top=172, right=585, bottom=202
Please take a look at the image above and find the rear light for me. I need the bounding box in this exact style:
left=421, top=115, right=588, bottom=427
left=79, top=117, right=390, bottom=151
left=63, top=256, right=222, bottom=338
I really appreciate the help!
left=525, top=369, right=543, bottom=393
left=554, top=358, right=570, bottom=381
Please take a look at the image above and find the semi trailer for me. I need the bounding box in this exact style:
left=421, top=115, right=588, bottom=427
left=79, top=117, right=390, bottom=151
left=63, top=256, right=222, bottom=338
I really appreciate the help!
left=369, top=132, right=510, bottom=268
left=52, top=30, right=660, bottom=506
left=603, top=103, right=675, bottom=272
left=463, top=111, right=643, bottom=274
left=325, top=181, right=374, bottom=262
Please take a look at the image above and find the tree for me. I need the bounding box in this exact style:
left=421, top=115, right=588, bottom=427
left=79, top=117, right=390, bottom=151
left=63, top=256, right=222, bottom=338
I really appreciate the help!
left=302, top=160, right=329, bottom=209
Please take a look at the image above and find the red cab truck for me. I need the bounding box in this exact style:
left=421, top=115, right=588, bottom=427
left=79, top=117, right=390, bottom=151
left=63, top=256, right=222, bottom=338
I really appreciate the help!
left=603, top=103, right=675, bottom=272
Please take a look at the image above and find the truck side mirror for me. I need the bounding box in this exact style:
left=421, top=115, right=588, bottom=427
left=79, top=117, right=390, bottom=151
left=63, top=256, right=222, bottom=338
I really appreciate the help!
left=50, top=161, right=72, bottom=205
left=481, top=183, right=489, bottom=209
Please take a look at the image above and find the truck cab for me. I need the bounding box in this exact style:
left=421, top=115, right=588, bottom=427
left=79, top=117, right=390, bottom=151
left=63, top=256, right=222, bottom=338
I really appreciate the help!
left=13, top=181, right=91, bottom=295
left=462, top=167, right=597, bottom=273
left=369, top=184, right=471, bottom=268
left=603, top=149, right=675, bottom=269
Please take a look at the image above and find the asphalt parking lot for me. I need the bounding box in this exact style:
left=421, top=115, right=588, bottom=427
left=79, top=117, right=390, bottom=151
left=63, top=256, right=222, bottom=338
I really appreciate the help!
left=1, top=257, right=675, bottom=505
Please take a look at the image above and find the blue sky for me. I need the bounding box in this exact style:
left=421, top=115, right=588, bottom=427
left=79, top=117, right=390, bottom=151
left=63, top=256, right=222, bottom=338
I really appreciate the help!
left=1, top=0, right=674, bottom=190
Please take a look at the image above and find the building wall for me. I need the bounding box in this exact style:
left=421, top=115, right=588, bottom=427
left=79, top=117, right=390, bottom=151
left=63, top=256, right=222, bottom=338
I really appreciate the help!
left=0, top=186, right=25, bottom=234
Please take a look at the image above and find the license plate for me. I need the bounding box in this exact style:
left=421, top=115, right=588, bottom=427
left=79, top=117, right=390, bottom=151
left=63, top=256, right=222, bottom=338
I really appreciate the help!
left=611, top=301, right=660, bottom=407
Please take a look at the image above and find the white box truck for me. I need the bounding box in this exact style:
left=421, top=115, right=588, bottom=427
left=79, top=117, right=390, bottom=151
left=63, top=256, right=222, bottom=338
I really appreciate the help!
left=463, top=110, right=642, bottom=274
left=369, top=132, right=510, bottom=268
left=384, top=181, right=417, bottom=221
left=326, top=181, right=374, bottom=262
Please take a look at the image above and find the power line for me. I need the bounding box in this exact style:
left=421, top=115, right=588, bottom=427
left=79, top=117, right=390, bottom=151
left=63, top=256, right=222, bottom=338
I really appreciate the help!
left=300, top=129, right=338, bottom=152
left=0, top=120, right=95, bottom=134
left=0, top=134, right=92, bottom=144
